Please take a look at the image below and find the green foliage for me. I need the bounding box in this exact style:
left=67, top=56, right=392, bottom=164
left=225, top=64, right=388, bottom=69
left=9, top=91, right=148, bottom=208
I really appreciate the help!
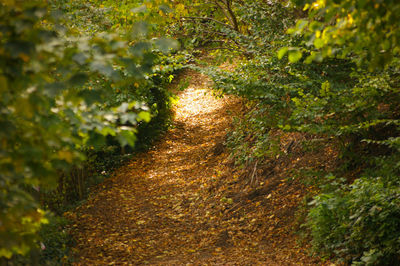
left=38, top=215, right=72, bottom=265
left=308, top=161, right=400, bottom=264
left=0, top=215, right=72, bottom=265
left=0, top=0, right=182, bottom=259
left=3, top=0, right=399, bottom=262
left=39, top=146, right=131, bottom=215
left=287, top=0, right=400, bottom=69
left=226, top=105, right=281, bottom=166
left=68, top=0, right=183, bottom=37
left=176, top=0, right=400, bottom=264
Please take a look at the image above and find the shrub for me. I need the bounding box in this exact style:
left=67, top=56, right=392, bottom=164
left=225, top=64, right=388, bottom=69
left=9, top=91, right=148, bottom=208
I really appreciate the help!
left=308, top=172, right=400, bottom=264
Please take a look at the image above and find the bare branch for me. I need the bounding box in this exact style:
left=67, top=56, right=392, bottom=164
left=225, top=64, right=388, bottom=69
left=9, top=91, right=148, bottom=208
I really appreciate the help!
left=225, top=0, right=239, bottom=31
left=214, top=0, right=239, bottom=31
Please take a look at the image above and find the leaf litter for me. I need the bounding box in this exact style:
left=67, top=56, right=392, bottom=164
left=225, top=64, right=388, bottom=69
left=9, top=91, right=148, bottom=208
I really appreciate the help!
left=67, top=68, right=330, bottom=265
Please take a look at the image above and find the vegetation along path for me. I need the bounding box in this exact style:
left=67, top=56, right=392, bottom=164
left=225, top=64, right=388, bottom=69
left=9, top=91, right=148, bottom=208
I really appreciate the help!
left=69, top=69, right=322, bottom=265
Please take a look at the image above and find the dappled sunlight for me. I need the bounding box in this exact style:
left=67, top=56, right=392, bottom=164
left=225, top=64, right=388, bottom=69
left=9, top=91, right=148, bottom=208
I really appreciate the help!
left=69, top=69, right=244, bottom=265
left=175, top=87, right=226, bottom=123
left=69, top=69, right=319, bottom=265
left=174, top=71, right=228, bottom=127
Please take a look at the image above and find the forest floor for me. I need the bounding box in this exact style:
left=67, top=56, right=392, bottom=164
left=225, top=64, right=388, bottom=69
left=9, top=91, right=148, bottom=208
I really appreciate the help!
left=68, top=66, right=333, bottom=265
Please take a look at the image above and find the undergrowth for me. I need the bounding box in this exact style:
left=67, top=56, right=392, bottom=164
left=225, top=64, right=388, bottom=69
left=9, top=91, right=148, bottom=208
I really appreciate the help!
left=189, top=0, right=400, bottom=264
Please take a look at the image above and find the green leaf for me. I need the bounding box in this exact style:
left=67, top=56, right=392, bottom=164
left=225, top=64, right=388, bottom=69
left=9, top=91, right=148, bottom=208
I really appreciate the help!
left=90, top=62, right=114, bottom=77
left=0, top=249, right=13, bottom=259
left=72, top=53, right=88, bottom=65
left=79, top=90, right=102, bottom=105
left=44, top=82, right=66, bottom=97
left=129, top=41, right=151, bottom=57
left=159, top=4, right=173, bottom=14
left=117, top=130, right=136, bottom=147
left=68, top=73, right=88, bottom=87
left=131, top=5, right=147, bottom=14
left=296, top=19, right=308, bottom=31
left=5, top=41, right=35, bottom=58
left=288, top=50, right=302, bottom=63
left=154, top=37, right=180, bottom=54
left=314, top=38, right=324, bottom=49
left=277, top=47, right=289, bottom=59
left=138, top=111, right=151, bottom=123
left=131, top=21, right=149, bottom=38
left=87, top=132, right=106, bottom=149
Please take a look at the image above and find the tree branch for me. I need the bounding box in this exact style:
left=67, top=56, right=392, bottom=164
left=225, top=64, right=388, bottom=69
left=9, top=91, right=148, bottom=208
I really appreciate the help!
left=225, top=0, right=239, bottom=31
left=214, top=0, right=239, bottom=32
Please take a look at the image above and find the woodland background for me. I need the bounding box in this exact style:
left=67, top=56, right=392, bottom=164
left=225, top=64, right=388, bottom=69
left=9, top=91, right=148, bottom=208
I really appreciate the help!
left=1, top=0, right=400, bottom=264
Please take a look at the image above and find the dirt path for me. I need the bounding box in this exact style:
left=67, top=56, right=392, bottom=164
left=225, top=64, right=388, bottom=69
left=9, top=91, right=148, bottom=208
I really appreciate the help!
left=69, top=69, right=321, bottom=265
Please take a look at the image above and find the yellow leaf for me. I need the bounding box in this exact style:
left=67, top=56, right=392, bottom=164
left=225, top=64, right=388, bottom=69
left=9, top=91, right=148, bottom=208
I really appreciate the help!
left=58, top=150, right=74, bottom=163
left=0, top=248, right=13, bottom=259
left=176, top=3, right=185, bottom=14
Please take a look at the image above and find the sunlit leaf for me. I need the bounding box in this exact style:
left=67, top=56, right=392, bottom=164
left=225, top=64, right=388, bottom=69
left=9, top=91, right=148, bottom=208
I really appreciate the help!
left=288, top=50, right=302, bottom=63
left=277, top=47, right=288, bottom=59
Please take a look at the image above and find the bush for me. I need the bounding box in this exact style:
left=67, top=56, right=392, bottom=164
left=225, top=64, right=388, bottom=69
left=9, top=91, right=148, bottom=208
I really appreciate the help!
left=307, top=157, right=400, bottom=264
left=183, top=0, right=400, bottom=264
left=39, top=216, right=73, bottom=265
left=0, top=0, right=182, bottom=258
